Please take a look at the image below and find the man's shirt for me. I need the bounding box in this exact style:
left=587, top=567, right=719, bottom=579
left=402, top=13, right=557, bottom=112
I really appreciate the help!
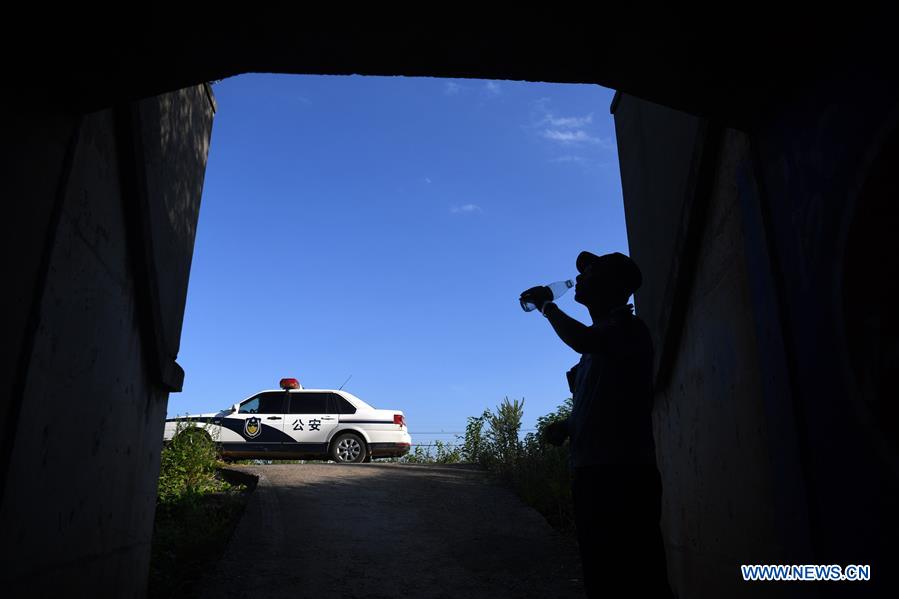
left=567, top=304, right=657, bottom=468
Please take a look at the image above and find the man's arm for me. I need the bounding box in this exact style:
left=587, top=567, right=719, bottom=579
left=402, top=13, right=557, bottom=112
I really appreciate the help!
left=542, top=302, right=596, bottom=354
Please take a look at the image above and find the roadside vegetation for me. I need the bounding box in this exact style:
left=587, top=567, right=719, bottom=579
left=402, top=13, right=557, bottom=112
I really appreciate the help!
left=395, top=396, right=575, bottom=532
left=149, top=420, right=251, bottom=599
left=148, top=396, right=576, bottom=596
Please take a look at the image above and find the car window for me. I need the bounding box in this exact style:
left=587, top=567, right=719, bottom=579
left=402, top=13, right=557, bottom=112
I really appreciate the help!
left=330, top=394, right=357, bottom=414
left=239, top=393, right=285, bottom=414
left=288, top=392, right=329, bottom=414
left=238, top=397, right=259, bottom=414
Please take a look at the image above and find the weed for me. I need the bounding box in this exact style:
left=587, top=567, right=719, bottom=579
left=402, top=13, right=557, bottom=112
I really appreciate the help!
left=457, top=397, right=575, bottom=532
left=150, top=418, right=249, bottom=598
left=157, top=418, right=232, bottom=505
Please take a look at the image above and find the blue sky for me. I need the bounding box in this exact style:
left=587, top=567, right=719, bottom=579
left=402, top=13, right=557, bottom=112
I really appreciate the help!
left=171, top=73, right=630, bottom=447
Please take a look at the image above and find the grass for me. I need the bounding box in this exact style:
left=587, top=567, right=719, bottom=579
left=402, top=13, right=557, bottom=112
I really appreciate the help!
left=390, top=396, right=576, bottom=533
left=467, top=396, right=575, bottom=532
left=148, top=420, right=252, bottom=599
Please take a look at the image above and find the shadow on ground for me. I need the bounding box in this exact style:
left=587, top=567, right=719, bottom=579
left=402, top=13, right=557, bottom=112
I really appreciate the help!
left=199, top=463, right=585, bottom=599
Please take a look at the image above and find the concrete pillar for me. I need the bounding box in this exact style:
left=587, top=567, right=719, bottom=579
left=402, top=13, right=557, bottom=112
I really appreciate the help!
left=0, top=84, right=214, bottom=596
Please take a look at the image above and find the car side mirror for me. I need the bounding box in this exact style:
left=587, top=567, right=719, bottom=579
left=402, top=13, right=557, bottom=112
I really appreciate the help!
left=231, top=403, right=240, bottom=413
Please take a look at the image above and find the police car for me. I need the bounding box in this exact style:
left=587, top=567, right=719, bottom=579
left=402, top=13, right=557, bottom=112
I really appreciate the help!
left=163, top=378, right=412, bottom=463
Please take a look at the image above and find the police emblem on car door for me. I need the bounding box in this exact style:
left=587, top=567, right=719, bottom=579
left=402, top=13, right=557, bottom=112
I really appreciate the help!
left=244, top=417, right=262, bottom=439
left=230, top=392, right=287, bottom=444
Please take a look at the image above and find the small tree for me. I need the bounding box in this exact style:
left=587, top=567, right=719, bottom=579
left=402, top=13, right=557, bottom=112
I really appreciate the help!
left=157, top=419, right=221, bottom=505
left=461, top=410, right=491, bottom=466
left=486, top=396, right=524, bottom=476
left=462, top=397, right=575, bottom=531
left=534, top=396, right=572, bottom=441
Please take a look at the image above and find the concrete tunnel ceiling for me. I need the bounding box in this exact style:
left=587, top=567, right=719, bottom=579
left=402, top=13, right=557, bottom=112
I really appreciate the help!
left=4, top=7, right=899, bottom=597
left=12, top=7, right=898, bottom=125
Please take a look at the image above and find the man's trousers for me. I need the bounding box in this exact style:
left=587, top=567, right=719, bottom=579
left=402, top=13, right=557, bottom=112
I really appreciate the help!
left=572, top=463, right=675, bottom=598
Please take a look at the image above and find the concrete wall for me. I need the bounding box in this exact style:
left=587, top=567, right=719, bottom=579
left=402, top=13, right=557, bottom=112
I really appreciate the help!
left=659, top=130, right=811, bottom=598
left=615, top=97, right=812, bottom=597
left=615, top=73, right=899, bottom=596
left=0, top=85, right=213, bottom=596
left=612, top=94, right=704, bottom=380
left=749, top=66, right=899, bottom=599
left=1, top=110, right=81, bottom=499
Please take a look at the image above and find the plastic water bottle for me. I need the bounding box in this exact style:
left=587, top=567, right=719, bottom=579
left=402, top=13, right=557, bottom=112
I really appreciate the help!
left=520, top=279, right=575, bottom=312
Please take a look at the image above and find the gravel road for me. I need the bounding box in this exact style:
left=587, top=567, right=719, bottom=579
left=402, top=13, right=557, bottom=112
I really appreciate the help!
left=199, top=463, right=585, bottom=598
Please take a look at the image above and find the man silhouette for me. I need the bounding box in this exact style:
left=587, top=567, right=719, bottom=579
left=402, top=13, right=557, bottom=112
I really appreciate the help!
left=521, top=251, right=674, bottom=598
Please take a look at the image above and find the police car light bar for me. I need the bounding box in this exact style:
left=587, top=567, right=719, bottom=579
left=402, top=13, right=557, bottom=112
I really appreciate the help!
left=280, top=378, right=302, bottom=390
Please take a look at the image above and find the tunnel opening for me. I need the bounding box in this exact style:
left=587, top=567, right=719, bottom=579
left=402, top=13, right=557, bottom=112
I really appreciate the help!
left=173, top=73, right=631, bottom=451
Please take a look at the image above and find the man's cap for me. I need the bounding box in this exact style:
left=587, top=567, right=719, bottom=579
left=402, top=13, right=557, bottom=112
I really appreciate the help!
left=576, top=251, right=643, bottom=296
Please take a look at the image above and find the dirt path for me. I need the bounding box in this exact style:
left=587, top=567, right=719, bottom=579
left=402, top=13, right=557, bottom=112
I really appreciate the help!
left=200, top=463, right=585, bottom=598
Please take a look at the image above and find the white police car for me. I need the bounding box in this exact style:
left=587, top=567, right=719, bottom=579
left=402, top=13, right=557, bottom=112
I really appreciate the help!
left=163, top=378, right=412, bottom=463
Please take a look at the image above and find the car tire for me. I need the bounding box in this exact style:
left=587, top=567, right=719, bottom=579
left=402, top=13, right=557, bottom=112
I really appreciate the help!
left=330, top=433, right=367, bottom=464
left=174, top=427, right=221, bottom=459
left=175, top=427, right=212, bottom=445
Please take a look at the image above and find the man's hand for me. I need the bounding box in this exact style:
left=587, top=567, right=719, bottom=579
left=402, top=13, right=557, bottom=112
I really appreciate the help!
left=566, top=365, right=579, bottom=394
left=520, top=286, right=553, bottom=312
left=542, top=419, right=569, bottom=446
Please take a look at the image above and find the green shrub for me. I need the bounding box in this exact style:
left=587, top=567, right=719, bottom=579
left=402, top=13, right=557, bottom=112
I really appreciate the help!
left=399, top=440, right=462, bottom=464
left=464, top=397, right=575, bottom=532
left=515, top=397, right=573, bottom=530
left=432, top=440, right=462, bottom=463
left=461, top=410, right=490, bottom=465
left=384, top=395, right=576, bottom=532
left=150, top=419, right=249, bottom=598
left=485, top=397, right=524, bottom=474
left=157, top=419, right=228, bottom=505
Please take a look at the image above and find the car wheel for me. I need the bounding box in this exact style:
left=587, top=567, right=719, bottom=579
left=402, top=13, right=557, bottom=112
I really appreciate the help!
left=174, top=427, right=219, bottom=458
left=330, top=433, right=366, bottom=464
left=175, top=427, right=212, bottom=445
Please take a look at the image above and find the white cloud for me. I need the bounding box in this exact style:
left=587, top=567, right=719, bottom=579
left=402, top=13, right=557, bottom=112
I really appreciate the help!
left=542, top=130, right=615, bottom=149
left=543, top=113, right=593, bottom=128
left=484, top=81, right=501, bottom=97
left=551, top=155, right=587, bottom=164
left=528, top=99, right=614, bottom=150
left=531, top=99, right=592, bottom=129
left=542, top=130, right=600, bottom=144
left=451, top=204, right=483, bottom=214
left=444, top=81, right=462, bottom=95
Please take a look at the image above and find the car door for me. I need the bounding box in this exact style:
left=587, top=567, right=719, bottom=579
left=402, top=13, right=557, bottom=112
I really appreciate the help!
left=227, top=391, right=287, bottom=454
left=284, top=391, right=339, bottom=455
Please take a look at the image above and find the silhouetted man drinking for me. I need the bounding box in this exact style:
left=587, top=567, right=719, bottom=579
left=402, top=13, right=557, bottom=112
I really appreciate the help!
left=521, top=251, right=674, bottom=598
